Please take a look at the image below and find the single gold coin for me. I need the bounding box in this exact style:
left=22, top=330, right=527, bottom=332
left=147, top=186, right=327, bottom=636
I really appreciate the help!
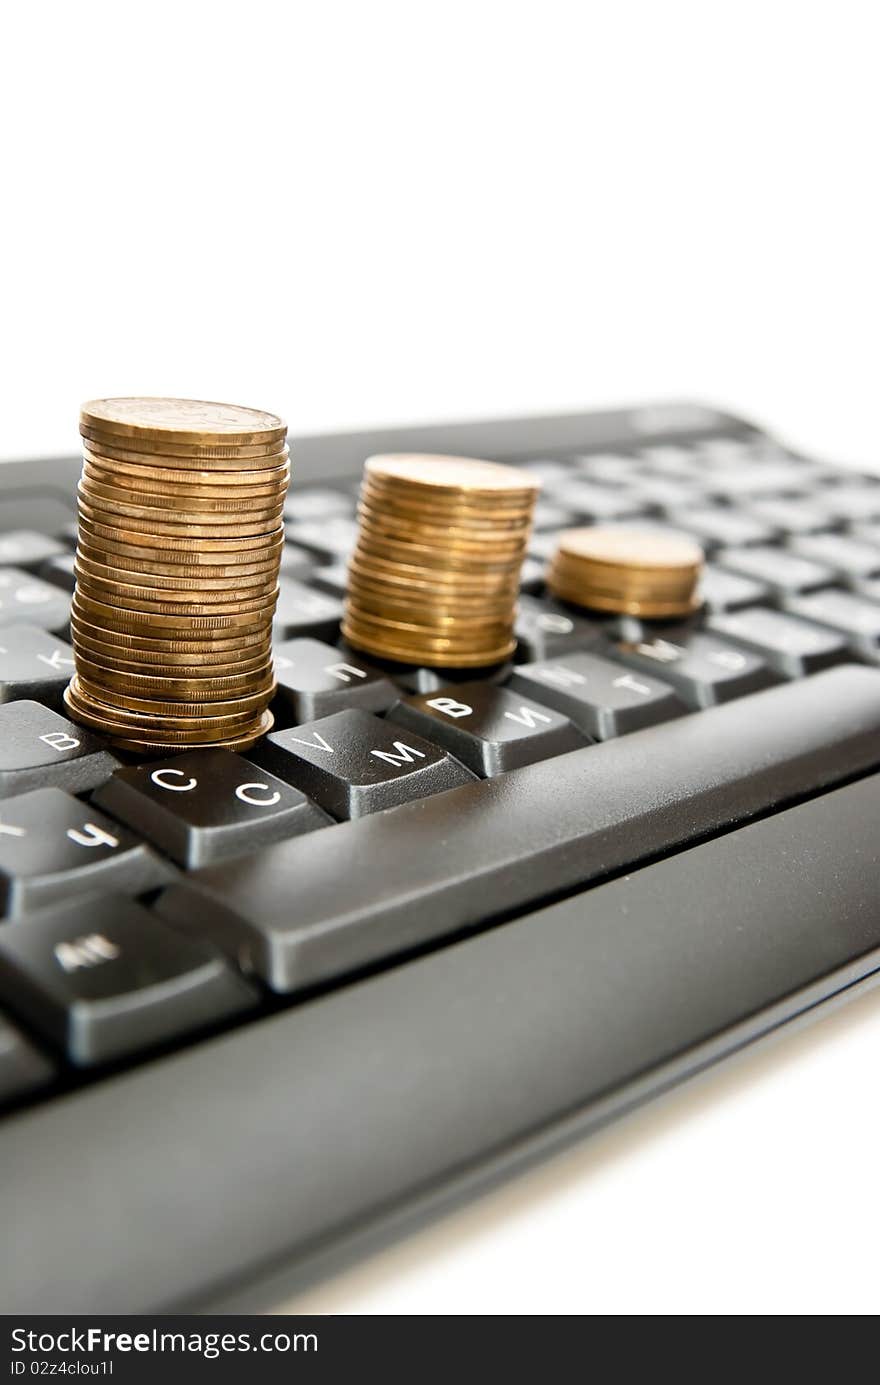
left=80, top=398, right=287, bottom=448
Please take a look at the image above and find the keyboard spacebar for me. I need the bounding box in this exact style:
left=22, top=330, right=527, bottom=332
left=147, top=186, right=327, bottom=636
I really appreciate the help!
left=157, top=665, right=880, bottom=993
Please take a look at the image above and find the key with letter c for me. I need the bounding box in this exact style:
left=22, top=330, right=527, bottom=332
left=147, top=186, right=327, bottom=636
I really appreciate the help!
left=93, top=749, right=331, bottom=868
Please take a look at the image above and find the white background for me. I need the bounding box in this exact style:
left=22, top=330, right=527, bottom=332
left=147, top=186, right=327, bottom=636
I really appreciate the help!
left=3, top=2, right=879, bottom=1314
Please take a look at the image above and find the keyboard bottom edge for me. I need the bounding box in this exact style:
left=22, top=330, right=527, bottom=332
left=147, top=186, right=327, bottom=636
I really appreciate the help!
left=189, top=963, right=880, bottom=1314
left=3, top=772, right=880, bottom=1313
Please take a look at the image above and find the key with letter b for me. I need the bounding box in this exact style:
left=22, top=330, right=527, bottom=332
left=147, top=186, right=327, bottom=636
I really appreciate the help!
left=388, top=683, right=588, bottom=775
left=93, top=750, right=332, bottom=868
left=253, top=708, right=477, bottom=818
left=0, top=701, right=118, bottom=799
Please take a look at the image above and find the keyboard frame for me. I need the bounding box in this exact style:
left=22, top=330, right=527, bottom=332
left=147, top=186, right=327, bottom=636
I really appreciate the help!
left=3, top=400, right=877, bottom=1314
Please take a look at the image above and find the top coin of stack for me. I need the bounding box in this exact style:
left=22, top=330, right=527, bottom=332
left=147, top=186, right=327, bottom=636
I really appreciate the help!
left=64, top=397, right=289, bottom=753
left=547, top=526, right=704, bottom=617
left=342, top=454, right=540, bottom=667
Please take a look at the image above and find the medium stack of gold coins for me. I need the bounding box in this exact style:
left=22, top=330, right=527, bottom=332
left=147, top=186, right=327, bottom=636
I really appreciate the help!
left=342, top=454, right=540, bottom=666
left=547, top=527, right=704, bottom=617
left=64, top=397, right=288, bottom=753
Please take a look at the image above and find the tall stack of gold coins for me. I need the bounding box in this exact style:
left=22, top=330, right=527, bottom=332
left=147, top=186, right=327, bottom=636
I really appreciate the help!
left=342, top=454, right=540, bottom=666
left=547, top=527, right=704, bottom=617
left=64, top=398, right=288, bottom=753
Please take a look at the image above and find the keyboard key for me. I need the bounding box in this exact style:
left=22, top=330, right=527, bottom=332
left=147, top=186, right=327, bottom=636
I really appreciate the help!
left=283, top=517, right=359, bottom=559
left=94, top=750, right=331, bottom=868
left=0, top=568, right=70, bottom=635
left=573, top=453, right=642, bottom=483
left=156, top=666, right=880, bottom=993
left=851, top=522, right=880, bottom=548
left=714, top=545, right=834, bottom=597
left=626, top=477, right=706, bottom=510
left=518, top=558, right=546, bottom=594
left=667, top=508, right=777, bottom=549
left=389, top=661, right=511, bottom=695
left=544, top=480, right=648, bottom=522
left=0, top=702, right=118, bottom=800
left=812, top=484, right=880, bottom=524
left=611, top=630, right=775, bottom=708
left=0, top=896, right=257, bottom=1066
left=531, top=500, right=577, bottom=530
left=38, top=552, right=77, bottom=592
left=692, top=437, right=774, bottom=467
left=0, top=531, right=66, bottom=572
left=785, top=589, right=880, bottom=662
left=702, top=463, right=815, bottom=499
left=744, top=497, right=838, bottom=536
left=253, top=708, right=476, bottom=819
left=789, top=534, right=880, bottom=581
left=0, top=625, right=76, bottom=707
left=273, top=579, right=343, bottom=640
left=0, top=1012, right=54, bottom=1106
left=518, top=460, right=570, bottom=483
left=273, top=637, right=397, bottom=720
left=278, top=544, right=316, bottom=580
left=0, top=787, right=172, bottom=917
left=308, top=561, right=349, bottom=596
left=508, top=652, right=684, bottom=738
left=707, top=606, right=847, bottom=677
left=698, top=564, right=770, bottom=613
left=388, top=683, right=588, bottom=775
left=528, top=530, right=564, bottom=562
left=636, top=444, right=702, bottom=477
left=514, top=595, right=605, bottom=661
left=283, top=487, right=354, bottom=522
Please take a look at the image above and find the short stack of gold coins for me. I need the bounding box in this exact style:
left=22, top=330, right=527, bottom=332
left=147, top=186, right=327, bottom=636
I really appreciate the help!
left=547, top=527, right=704, bottom=618
left=64, top=397, right=288, bottom=753
left=342, top=454, right=540, bottom=667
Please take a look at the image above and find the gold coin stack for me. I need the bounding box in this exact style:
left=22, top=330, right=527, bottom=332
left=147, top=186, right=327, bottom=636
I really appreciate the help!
left=342, top=454, right=540, bottom=667
left=547, top=527, right=704, bottom=618
left=64, top=397, right=288, bottom=753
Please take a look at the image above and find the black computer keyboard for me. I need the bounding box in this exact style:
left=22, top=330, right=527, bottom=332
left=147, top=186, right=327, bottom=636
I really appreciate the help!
left=2, top=401, right=880, bottom=1312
